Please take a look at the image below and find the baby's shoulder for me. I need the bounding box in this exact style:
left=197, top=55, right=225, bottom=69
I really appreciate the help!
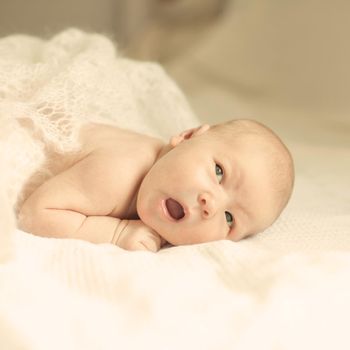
left=79, top=123, right=163, bottom=165
left=44, top=123, right=123, bottom=176
left=79, top=123, right=123, bottom=150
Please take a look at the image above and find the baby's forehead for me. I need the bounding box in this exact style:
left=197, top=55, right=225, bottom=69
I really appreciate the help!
left=210, top=127, right=275, bottom=151
left=210, top=120, right=294, bottom=216
left=209, top=131, right=289, bottom=180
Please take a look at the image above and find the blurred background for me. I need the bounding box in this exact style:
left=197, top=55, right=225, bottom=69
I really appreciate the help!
left=0, top=0, right=227, bottom=61
left=0, top=0, right=350, bottom=146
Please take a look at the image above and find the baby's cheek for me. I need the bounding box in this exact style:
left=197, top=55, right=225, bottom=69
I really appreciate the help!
left=204, top=221, right=227, bottom=242
left=139, top=211, right=153, bottom=228
left=136, top=203, right=150, bottom=226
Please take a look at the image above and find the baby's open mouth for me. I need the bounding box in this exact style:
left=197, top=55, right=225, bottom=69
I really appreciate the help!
left=165, top=198, right=185, bottom=220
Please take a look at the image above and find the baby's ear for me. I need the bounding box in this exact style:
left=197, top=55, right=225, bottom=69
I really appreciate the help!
left=170, top=124, right=210, bottom=147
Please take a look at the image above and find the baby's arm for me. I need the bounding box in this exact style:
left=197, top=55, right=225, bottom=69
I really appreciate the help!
left=18, top=154, right=164, bottom=252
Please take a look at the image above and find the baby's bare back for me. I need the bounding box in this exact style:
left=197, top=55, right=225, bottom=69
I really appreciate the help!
left=17, top=122, right=165, bottom=251
left=19, top=123, right=163, bottom=222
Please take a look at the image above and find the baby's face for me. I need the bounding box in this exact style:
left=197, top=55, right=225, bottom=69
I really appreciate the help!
left=137, top=129, right=279, bottom=245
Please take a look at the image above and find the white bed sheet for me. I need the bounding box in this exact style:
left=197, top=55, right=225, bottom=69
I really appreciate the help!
left=1, top=137, right=350, bottom=350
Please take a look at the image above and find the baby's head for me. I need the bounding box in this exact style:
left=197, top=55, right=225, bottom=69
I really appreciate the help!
left=137, top=119, right=294, bottom=245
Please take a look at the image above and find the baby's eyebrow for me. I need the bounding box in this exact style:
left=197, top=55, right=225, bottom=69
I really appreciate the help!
left=224, top=157, right=241, bottom=190
left=230, top=187, right=252, bottom=232
left=222, top=158, right=251, bottom=218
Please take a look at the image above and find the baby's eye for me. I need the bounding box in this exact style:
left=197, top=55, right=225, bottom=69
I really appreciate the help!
left=215, top=164, right=224, bottom=183
left=225, top=211, right=234, bottom=228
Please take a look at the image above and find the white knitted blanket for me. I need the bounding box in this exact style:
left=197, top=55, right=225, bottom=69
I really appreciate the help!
left=0, top=28, right=198, bottom=209
left=1, top=30, right=350, bottom=350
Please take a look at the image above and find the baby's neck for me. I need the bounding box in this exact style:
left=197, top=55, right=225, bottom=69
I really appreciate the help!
left=114, top=127, right=166, bottom=219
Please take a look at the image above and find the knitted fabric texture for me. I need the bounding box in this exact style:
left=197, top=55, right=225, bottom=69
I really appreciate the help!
left=0, top=29, right=198, bottom=261
left=0, top=29, right=198, bottom=205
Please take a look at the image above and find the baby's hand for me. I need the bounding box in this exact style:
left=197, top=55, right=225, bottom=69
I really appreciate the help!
left=116, top=220, right=164, bottom=252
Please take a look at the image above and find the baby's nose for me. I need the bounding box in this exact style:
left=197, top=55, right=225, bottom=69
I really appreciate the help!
left=198, top=192, right=218, bottom=219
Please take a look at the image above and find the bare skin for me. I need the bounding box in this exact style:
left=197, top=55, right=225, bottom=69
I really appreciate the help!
left=18, top=120, right=293, bottom=252
left=18, top=123, right=166, bottom=252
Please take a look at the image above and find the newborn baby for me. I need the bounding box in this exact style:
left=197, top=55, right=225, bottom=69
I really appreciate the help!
left=18, top=119, right=294, bottom=252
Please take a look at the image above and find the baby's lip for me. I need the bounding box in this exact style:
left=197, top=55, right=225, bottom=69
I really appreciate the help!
left=162, top=198, right=186, bottom=221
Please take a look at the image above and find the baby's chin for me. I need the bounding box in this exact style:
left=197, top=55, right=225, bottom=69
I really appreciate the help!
left=144, top=224, right=186, bottom=246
